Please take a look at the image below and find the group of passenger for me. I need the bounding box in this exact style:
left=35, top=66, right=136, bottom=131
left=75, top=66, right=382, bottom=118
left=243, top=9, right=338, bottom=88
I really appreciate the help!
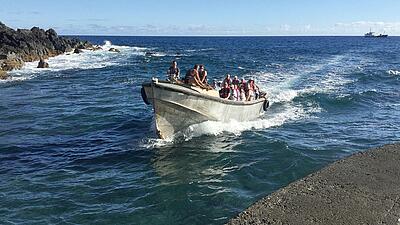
left=214, top=74, right=260, bottom=101
left=166, top=61, right=261, bottom=101
left=167, top=61, right=211, bottom=89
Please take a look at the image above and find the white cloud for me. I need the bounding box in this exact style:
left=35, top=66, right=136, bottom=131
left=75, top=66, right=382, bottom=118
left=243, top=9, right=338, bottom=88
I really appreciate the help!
left=46, top=21, right=400, bottom=36
left=280, top=24, right=291, bottom=32
left=334, top=21, right=400, bottom=34
left=58, top=23, right=254, bottom=36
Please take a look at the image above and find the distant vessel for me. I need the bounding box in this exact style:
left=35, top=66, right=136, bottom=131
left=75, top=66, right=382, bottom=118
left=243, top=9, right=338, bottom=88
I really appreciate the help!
left=376, top=34, right=388, bottom=38
left=364, top=29, right=388, bottom=38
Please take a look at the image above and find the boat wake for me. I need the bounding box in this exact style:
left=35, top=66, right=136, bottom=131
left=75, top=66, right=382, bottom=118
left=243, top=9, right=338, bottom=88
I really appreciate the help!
left=181, top=105, right=309, bottom=140
left=143, top=52, right=361, bottom=144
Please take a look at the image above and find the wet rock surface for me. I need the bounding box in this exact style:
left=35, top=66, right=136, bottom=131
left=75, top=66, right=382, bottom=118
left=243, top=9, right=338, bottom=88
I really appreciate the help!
left=0, top=21, right=92, bottom=74
left=37, top=59, right=49, bottom=68
left=73, top=48, right=83, bottom=54
left=227, top=143, right=400, bottom=225
left=108, top=47, right=120, bottom=53
left=0, top=70, right=7, bottom=80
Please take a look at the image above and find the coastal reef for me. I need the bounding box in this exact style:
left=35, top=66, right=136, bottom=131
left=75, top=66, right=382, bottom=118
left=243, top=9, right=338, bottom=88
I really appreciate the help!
left=0, top=22, right=92, bottom=79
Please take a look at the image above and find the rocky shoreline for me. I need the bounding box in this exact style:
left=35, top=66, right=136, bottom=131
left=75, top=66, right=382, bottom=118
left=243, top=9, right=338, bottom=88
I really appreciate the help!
left=226, top=143, right=400, bottom=225
left=0, top=22, right=93, bottom=80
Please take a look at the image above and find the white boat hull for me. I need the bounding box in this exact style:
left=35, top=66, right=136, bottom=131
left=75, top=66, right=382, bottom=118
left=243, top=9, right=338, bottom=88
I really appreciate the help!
left=141, top=80, right=268, bottom=139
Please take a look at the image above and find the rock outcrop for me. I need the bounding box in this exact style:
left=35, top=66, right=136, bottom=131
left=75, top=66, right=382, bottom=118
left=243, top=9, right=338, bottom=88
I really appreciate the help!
left=37, top=59, right=49, bottom=68
left=73, top=48, right=83, bottom=54
left=108, top=48, right=120, bottom=53
left=0, top=70, right=7, bottom=80
left=91, top=45, right=103, bottom=51
left=0, top=22, right=93, bottom=77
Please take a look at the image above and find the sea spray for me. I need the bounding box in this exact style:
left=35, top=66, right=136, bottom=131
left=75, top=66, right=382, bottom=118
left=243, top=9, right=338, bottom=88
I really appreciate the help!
left=388, top=70, right=400, bottom=75
left=4, top=41, right=149, bottom=82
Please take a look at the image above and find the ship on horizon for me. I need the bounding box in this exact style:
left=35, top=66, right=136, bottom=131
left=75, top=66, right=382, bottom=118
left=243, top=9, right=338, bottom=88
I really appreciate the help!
left=364, top=29, right=388, bottom=38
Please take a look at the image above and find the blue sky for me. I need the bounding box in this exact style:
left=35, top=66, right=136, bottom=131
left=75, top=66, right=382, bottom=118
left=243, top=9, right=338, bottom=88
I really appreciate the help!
left=1, top=0, right=400, bottom=35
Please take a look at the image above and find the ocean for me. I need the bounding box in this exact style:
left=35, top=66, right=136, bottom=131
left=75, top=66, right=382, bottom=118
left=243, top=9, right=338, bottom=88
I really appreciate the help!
left=1, top=36, right=399, bottom=224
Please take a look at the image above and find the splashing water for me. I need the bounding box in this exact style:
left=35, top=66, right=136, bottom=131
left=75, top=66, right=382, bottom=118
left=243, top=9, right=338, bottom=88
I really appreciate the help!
left=388, top=70, right=400, bottom=75
left=1, top=40, right=149, bottom=83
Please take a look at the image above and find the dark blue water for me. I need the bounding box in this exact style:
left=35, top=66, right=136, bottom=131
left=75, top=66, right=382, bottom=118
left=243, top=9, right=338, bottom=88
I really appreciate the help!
left=1, top=36, right=399, bottom=224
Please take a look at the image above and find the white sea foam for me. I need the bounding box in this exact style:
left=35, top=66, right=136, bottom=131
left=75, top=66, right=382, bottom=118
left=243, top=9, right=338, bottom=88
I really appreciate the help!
left=148, top=52, right=166, bottom=57
left=266, top=63, right=283, bottom=68
left=0, top=75, right=34, bottom=83
left=180, top=105, right=308, bottom=140
left=103, top=40, right=112, bottom=48
left=388, top=70, right=400, bottom=75
left=185, top=48, right=216, bottom=52
left=1, top=40, right=149, bottom=83
left=141, top=137, right=175, bottom=149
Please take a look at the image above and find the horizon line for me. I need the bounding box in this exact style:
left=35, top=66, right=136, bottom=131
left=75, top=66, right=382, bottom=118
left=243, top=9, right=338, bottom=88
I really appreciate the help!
left=60, top=34, right=399, bottom=37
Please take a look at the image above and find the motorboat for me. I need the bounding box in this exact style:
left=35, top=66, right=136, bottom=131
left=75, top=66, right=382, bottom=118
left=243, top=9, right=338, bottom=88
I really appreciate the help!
left=141, top=78, right=269, bottom=139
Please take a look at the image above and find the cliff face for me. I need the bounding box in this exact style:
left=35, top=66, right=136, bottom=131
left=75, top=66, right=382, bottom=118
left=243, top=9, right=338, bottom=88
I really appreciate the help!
left=0, top=22, right=92, bottom=78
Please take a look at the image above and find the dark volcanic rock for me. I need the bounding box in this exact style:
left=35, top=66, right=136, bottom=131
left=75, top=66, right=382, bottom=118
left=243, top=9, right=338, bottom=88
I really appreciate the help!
left=145, top=51, right=156, bottom=56
left=73, top=48, right=83, bottom=54
left=90, top=45, right=103, bottom=51
left=109, top=47, right=120, bottom=53
left=37, top=58, right=49, bottom=68
left=0, top=21, right=92, bottom=72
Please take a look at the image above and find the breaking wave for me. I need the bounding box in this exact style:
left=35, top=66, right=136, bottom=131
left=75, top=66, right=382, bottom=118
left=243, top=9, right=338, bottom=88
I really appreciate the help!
left=1, top=40, right=148, bottom=83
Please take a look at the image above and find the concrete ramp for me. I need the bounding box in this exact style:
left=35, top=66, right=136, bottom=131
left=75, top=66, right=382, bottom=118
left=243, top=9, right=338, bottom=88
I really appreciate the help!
left=227, top=143, right=400, bottom=225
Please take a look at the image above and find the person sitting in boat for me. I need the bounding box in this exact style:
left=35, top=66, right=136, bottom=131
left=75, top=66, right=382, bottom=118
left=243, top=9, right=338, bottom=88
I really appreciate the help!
left=230, top=84, right=240, bottom=101
left=212, top=79, right=221, bottom=91
left=217, top=81, right=222, bottom=91
left=219, top=82, right=231, bottom=99
left=167, top=60, right=180, bottom=82
left=222, top=74, right=232, bottom=87
left=198, top=64, right=208, bottom=84
left=185, top=65, right=211, bottom=90
left=240, top=88, right=246, bottom=101
left=246, top=78, right=260, bottom=101
left=185, top=64, right=199, bottom=84
left=253, top=80, right=260, bottom=99
left=239, top=78, right=248, bottom=99
left=232, top=76, right=240, bottom=86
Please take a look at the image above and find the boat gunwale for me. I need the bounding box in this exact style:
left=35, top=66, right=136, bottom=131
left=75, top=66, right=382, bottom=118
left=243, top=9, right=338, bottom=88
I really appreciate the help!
left=142, top=81, right=266, bottom=106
